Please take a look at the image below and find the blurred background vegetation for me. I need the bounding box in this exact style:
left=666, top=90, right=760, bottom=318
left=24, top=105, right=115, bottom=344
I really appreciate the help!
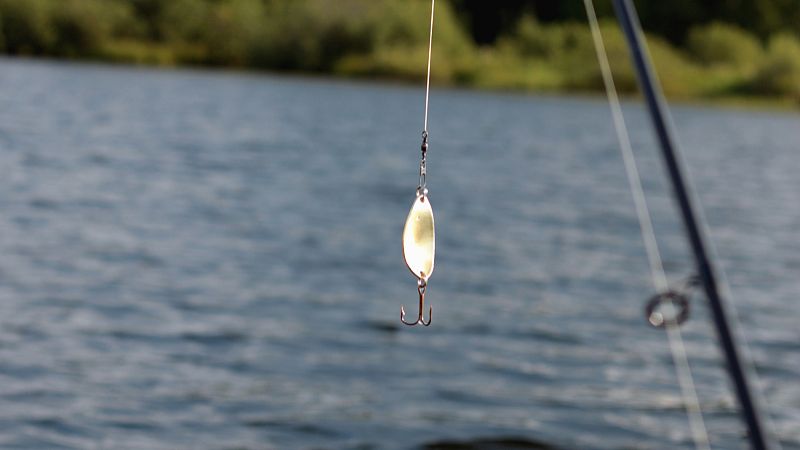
left=0, top=0, right=797, bottom=104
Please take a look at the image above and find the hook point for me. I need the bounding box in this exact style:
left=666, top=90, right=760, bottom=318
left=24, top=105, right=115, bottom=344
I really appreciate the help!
left=422, top=305, right=432, bottom=326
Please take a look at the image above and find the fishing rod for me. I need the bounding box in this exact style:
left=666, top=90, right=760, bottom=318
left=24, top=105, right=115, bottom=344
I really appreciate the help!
left=611, top=0, right=775, bottom=448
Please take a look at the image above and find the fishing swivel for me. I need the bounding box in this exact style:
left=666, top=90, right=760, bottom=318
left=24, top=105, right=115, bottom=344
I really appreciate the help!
left=417, top=131, right=428, bottom=197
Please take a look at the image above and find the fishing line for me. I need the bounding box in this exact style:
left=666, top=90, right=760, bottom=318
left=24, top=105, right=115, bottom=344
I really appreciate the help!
left=423, top=0, right=435, bottom=133
left=582, top=1, right=711, bottom=448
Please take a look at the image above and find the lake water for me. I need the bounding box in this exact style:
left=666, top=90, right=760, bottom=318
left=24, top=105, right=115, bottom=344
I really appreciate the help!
left=0, top=59, right=797, bottom=449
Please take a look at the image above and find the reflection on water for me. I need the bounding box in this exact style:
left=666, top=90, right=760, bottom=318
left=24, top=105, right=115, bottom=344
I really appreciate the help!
left=0, top=59, right=798, bottom=449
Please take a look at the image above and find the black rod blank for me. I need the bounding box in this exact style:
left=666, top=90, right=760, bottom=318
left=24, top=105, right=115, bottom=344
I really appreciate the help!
left=611, top=0, right=774, bottom=448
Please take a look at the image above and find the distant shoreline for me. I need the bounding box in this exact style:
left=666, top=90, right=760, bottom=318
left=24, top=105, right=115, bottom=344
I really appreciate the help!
left=0, top=1, right=797, bottom=111
left=2, top=54, right=797, bottom=115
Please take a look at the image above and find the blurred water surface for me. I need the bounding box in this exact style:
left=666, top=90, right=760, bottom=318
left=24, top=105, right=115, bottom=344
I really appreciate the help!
left=0, top=59, right=797, bottom=449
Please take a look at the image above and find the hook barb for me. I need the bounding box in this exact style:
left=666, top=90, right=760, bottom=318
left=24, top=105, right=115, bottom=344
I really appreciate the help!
left=400, top=282, right=432, bottom=326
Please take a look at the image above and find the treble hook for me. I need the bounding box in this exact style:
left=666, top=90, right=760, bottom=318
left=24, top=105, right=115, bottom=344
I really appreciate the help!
left=401, top=279, right=432, bottom=326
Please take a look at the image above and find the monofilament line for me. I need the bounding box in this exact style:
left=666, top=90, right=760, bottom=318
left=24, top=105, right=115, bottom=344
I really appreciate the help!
left=423, top=0, right=435, bottom=132
left=582, top=1, right=711, bottom=449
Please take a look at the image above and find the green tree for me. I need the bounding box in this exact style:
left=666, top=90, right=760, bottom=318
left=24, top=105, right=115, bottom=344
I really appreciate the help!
left=0, top=0, right=55, bottom=54
left=688, top=22, right=763, bottom=69
left=751, top=33, right=800, bottom=97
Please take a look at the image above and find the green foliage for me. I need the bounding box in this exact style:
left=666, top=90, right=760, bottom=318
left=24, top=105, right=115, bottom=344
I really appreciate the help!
left=253, top=0, right=375, bottom=71
left=508, top=16, right=592, bottom=60
left=332, top=0, right=474, bottom=82
left=0, top=0, right=136, bottom=57
left=127, top=0, right=166, bottom=39
left=158, top=0, right=210, bottom=43
left=0, top=0, right=55, bottom=54
left=50, top=0, right=127, bottom=57
left=202, top=0, right=266, bottom=66
left=452, top=0, right=800, bottom=45
left=498, top=17, right=694, bottom=95
left=646, top=34, right=705, bottom=97
left=688, top=22, right=763, bottom=70
left=750, top=33, right=800, bottom=98
left=0, top=12, right=4, bottom=52
left=557, top=21, right=637, bottom=93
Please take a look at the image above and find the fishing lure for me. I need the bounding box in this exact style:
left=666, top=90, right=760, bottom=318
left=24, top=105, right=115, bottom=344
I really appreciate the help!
left=401, top=133, right=434, bottom=326
left=401, top=0, right=436, bottom=327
